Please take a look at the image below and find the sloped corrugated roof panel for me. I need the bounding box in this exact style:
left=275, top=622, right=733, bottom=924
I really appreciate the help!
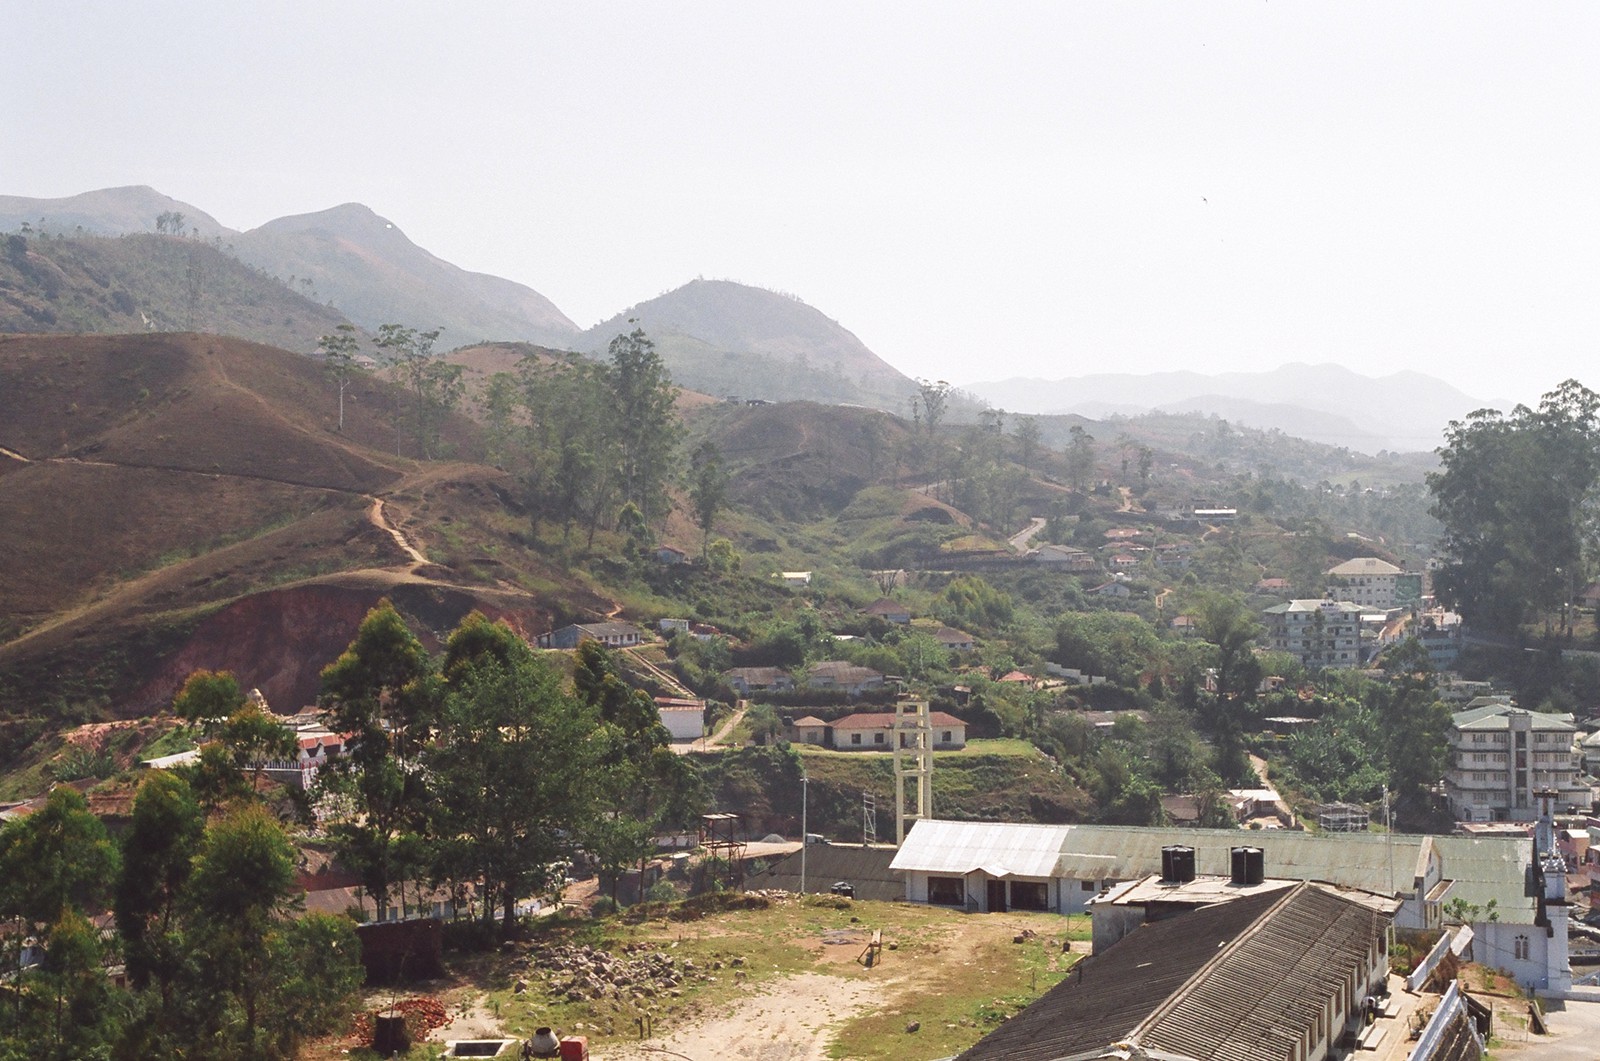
left=1431, top=835, right=1537, bottom=923
left=1054, top=825, right=1431, bottom=897
left=889, top=820, right=1078, bottom=879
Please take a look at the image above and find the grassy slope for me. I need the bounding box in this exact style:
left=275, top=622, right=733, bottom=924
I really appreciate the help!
left=695, top=743, right=1092, bottom=841
left=0, top=232, right=351, bottom=350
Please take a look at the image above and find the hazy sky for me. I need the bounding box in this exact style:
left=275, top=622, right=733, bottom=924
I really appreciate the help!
left=5, top=2, right=1597, bottom=408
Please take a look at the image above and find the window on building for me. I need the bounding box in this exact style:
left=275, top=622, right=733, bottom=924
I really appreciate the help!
left=873, top=732, right=885, bottom=744
left=1473, top=733, right=1487, bottom=744
left=1011, top=881, right=1049, bottom=911
left=927, top=876, right=964, bottom=905
left=941, top=731, right=953, bottom=743
left=1514, top=935, right=1530, bottom=960
left=851, top=733, right=862, bottom=745
left=1081, top=880, right=1097, bottom=891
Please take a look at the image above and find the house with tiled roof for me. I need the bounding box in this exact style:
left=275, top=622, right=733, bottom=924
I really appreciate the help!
left=861, top=597, right=911, bottom=624
left=1029, top=543, right=1098, bottom=571
left=788, top=715, right=829, bottom=746
left=722, top=666, right=794, bottom=697
left=828, top=710, right=966, bottom=751
left=931, top=627, right=975, bottom=651
left=537, top=621, right=646, bottom=649
left=804, top=661, right=885, bottom=697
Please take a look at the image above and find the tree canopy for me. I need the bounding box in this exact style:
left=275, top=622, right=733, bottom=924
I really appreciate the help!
left=1428, top=379, right=1600, bottom=635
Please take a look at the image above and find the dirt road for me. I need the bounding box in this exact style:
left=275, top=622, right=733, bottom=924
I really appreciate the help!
left=602, top=972, right=881, bottom=1061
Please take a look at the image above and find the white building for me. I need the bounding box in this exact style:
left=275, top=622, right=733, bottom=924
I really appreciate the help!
left=1325, top=556, right=1405, bottom=610
left=1444, top=697, right=1591, bottom=822
left=890, top=817, right=1568, bottom=993
left=1262, top=598, right=1365, bottom=670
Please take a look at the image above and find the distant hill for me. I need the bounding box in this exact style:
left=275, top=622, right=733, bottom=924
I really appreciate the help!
left=0, top=185, right=230, bottom=240
left=579, top=279, right=917, bottom=410
left=964, top=363, right=1500, bottom=454
left=0, top=188, right=579, bottom=349
left=232, top=204, right=579, bottom=347
left=0, top=231, right=351, bottom=351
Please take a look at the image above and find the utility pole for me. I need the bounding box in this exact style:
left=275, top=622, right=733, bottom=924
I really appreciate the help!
left=800, top=771, right=809, bottom=897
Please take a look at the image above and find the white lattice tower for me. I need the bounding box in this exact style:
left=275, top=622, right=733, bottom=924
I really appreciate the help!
left=893, top=698, right=934, bottom=845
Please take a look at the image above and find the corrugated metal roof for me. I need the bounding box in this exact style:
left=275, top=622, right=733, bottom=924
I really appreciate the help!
left=958, top=884, right=1390, bottom=1061
left=1431, top=835, right=1537, bottom=923
left=890, top=820, right=1078, bottom=879
left=1054, top=825, right=1431, bottom=897
left=1452, top=702, right=1575, bottom=731
left=956, top=890, right=1289, bottom=1061
left=1141, top=885, right=1389, bottom=1061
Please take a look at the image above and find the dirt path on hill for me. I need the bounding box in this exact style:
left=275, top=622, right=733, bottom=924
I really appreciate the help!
left=0, top=444, right=30, bottom=462
left=366, top=495, right=428, bottom=567
left=709, top=702, right=746, bottom=745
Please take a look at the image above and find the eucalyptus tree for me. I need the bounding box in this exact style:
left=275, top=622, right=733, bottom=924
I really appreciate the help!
left=1429, top=379, right=1600, bottom=634
left=318, top=324, right=362, bottom=432
left=605, top=328, right=680, bottom=522
left=375, top=323, right=462, bottom=459
left=317, top=599, right=437, bottom=921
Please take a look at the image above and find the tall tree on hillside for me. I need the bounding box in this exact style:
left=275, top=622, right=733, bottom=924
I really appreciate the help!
left=376, top=323, right=463, bottom=459
left=510, top=353, right=619, bottom=543
left=318, top=324, right=363, bottom=432
left=912, top=378, right=950, bottom=436
left=181, top=803, right=362, bottom=1056
left=605, top=328, right=679, bottom=522
left=1013, top=415, right=1041, bottom=475
left=1066, top=425, right=1096, bottom=492
left=688, top=441, right=729, bottom=557
left=1429, top=380, right=1600, bottom=635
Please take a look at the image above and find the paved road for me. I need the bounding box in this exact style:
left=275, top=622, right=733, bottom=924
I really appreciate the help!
left=1008, top=516, right=1047, bottom=553
left=1496, top=997, right=1600, bottom=1059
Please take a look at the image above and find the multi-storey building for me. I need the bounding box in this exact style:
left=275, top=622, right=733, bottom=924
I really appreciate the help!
left=1262, top=598, right=1364, bottom=670
left=1324, top=556, right=1408, bottom=610
left=1444, top=697, right=1592, bottom=822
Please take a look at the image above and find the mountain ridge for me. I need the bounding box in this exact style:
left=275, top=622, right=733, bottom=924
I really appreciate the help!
left=0, top=188, right=579, bottom=348
left=964, top=362, right=1502, bottom=453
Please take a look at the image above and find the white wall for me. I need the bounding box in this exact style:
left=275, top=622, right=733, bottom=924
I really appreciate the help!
left=658, top=707, right=703, bottom=741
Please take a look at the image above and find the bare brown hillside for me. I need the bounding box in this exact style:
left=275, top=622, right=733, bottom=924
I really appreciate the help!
left=0, top=333, right=605, bottom=726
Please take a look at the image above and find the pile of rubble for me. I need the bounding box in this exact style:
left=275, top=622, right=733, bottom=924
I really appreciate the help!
left=525, top=942, right=737, bottom=1003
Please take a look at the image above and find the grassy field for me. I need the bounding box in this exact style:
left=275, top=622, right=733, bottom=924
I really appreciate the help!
left=315, top=892, right=1089, bottom=1061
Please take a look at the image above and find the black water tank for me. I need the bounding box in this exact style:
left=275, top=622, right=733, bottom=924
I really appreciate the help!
left=1230, top=845, right=1265, bottom=886
left=1161, top=845, right=1196, bottom=883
